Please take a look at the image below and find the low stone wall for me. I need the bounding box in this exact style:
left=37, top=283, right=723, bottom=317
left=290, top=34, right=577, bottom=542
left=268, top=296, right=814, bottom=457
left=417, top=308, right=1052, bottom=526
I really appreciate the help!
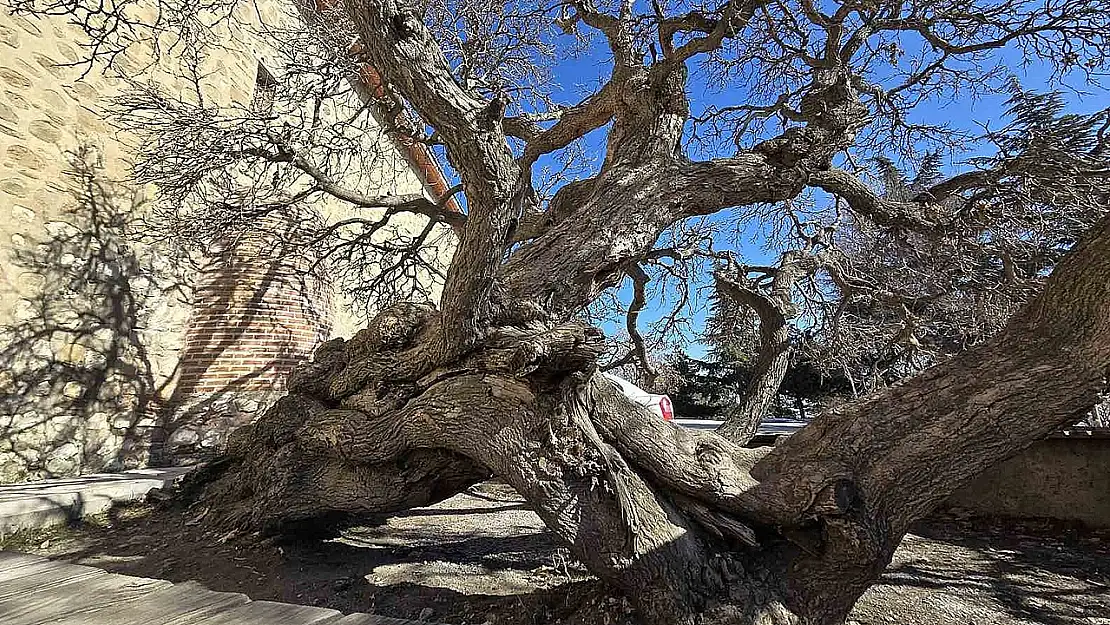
left=944, top=431, right=1110, bottom=528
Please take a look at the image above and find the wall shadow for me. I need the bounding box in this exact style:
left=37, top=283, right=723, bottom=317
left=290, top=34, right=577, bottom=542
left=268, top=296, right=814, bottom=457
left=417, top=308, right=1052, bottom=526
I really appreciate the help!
left=149, top=206, right=333, bottom=465
left=0, top=146, right=335, bottom=478
left=0, top=147, right=188, bottom=482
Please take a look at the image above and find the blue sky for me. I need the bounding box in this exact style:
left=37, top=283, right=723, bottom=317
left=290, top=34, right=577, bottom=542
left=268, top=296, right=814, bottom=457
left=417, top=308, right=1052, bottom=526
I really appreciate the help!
left=438, top=11, right=1110, bottom=359
left=554, top=39, right=1105, bottom=357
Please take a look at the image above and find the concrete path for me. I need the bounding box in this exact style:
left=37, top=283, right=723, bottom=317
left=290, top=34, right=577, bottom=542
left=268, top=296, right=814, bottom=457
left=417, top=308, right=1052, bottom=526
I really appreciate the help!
left=674, top=418, right=807, bottom=435
left=0, top=552, right=422, bottom=625
left=0, top=467, right=194, bottom=533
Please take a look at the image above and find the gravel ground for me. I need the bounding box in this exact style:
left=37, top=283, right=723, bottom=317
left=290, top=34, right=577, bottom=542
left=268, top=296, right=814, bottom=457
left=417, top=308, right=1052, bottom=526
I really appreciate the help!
left=1, top=481, right=1107, bottom=624
left=853, top=514, right=1110, bottom=625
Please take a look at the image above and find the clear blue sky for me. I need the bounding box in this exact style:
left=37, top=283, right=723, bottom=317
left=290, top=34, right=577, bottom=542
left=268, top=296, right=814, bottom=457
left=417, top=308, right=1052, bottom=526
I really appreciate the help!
left=443, top=17, right=1110, bottom=359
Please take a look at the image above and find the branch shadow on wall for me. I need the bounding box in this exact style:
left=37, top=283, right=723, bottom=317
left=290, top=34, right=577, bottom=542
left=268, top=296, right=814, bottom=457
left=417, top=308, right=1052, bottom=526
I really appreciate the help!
left=0, top=146, right=339, bottom=480
left=149, top=206, right=333, bottom=465
left=0, top=146, right=189, bottom=482
left=149, top=256, right=284, bottom=465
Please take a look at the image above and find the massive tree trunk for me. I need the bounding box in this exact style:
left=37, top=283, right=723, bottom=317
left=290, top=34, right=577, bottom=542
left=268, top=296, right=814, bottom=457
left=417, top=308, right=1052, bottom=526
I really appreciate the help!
left=176, top=2, right=1110, bottom=624
left=183, top=213, right=1110, bottom=625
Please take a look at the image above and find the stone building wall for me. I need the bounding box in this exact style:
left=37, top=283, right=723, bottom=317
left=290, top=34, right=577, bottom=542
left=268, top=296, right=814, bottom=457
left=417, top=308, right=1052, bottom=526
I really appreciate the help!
left=944, top=433, right=1110, bottom=528
left=0, top=2, right=454, bottom=480
left=0, top=10, right=183, bottom=482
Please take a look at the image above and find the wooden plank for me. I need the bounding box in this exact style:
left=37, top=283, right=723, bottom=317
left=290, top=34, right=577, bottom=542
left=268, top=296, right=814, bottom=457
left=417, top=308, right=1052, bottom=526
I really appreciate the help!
left=0, top=551, right=427, bottom=625
left=46, top=580, right=250, bottom=625
left=192, top=600, right=342, bottom=625
left=0, top=552, right=46, bottom=570
left=0, top=571, right=171, bottom=625
left=0, top=560, right=105, bottom=600
left=0, top=559, right=58, bottom=583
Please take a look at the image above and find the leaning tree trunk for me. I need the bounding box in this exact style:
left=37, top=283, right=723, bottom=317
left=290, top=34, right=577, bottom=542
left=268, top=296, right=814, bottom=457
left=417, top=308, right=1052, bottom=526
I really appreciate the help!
left=715, top=252, right=812, bottom=443
left=718, top=318, right=792, bottom=442
left=182, top=212, right=1110, bottom=625
left=177, top=3, right=1110, bottom=623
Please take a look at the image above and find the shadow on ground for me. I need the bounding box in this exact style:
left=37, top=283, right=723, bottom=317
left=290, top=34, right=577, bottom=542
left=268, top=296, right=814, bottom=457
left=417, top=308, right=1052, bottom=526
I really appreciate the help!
left=0, top=482, right=626, bottom=625
left=852, top=514, right=1110, bottom=625
left=2, top=482, right=1108, bottom=625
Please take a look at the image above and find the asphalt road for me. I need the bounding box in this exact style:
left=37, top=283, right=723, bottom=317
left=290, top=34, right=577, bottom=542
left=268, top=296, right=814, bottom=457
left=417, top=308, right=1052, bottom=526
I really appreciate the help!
left=674, top=419, right=808, bottom=436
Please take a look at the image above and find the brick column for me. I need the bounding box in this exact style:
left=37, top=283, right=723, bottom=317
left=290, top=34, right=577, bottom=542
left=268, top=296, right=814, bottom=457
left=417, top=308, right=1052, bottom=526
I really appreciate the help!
left=154, top=211, right=332, bottom=464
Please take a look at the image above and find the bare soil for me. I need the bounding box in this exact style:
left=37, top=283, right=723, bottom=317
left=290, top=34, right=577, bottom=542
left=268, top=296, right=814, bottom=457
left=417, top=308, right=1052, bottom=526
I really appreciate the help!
left=1, top=481, right=1108, bottom=625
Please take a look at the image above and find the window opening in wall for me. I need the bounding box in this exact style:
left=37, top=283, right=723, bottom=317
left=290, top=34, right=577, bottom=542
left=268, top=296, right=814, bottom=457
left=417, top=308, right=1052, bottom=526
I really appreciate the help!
left=250, top=62, right=279, bottom=116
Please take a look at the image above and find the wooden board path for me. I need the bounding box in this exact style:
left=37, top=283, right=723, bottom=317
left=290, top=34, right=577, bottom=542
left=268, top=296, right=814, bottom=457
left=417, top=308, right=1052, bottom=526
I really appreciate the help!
left=0, top=552, right=426, bottom=625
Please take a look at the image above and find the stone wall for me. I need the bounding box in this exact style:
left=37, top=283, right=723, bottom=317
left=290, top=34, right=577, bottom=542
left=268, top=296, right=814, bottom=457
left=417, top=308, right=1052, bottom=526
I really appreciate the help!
left=944, top=432, right=1110, bottom=528
left=0, top=10, right=190, bottom=481
left=0, top=2, right=452, bottom=481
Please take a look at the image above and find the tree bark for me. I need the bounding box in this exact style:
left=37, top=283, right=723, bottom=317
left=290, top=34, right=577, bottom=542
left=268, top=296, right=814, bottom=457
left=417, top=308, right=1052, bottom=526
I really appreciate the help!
left=181, top=305, right=795, bottom=624
left=715, top=253, right=813, bottom=443
left=183, top=212, right=1110, bottom=625
left=28, top=0, right=1107, bottom=620
left=719, top=318, right=791, bottom=442
left=745, top=212, right=1110, bottom=623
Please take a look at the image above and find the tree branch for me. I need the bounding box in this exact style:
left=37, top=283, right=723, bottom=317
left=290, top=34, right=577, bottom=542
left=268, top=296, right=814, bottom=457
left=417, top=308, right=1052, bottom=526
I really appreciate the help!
left=514, top=82, right=620, bottom=166
left=753, top=211, right=1110, bottom=536
left=344, top=0, right=527, bottom=357
left=240, top=141, right=465, bottom=231
left=671, top=153, right=808, bottom=220
left=622, top=263, right=657, bottom=385
left=808, top=167, right=970, bottom=233
left=714, top=252, right=815, bottom=442
left=668, top=0, right=769, bottom=64
left=568, top=0, right=636, bottom=66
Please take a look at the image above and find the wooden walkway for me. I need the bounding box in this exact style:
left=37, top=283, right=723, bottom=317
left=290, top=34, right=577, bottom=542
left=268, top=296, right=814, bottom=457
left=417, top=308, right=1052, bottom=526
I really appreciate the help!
left=0, top=552, right=422, bottom=625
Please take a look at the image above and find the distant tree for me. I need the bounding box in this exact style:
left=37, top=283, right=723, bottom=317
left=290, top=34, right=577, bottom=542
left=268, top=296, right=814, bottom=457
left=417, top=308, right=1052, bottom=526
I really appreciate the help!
left=807, top=90, right=1109, bottom=391
left=668, top=345, right=852, bottom=423
left=777, top=356, right=853, bottom=420
left=668, top=352, right=751, bottom=420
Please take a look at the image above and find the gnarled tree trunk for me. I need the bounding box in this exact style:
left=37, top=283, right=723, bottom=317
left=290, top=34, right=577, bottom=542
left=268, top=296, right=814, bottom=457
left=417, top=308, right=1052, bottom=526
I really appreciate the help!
left=175, top=2, right=1110, bottom=624
left=17, top=0, right=1106, bottom=618
left=184, top=212, right=1110, bottom=625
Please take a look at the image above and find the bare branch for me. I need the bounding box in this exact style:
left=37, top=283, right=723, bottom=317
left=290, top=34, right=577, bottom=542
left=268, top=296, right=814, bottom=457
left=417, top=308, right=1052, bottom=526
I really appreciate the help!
left=513, top=82, right=619, bottom=166
left=808, top=168, right=964, bottom=233
left=622, top=263, right=657, bottom=385
left=247, top=136, right=466, bottom=231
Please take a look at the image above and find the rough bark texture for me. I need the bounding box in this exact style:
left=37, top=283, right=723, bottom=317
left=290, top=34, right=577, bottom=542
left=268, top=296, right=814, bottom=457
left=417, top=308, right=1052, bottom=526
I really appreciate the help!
left=184, top=212, right=1110, bottom=625
left=183, top=302, right=791, bottom=624
left=715, top=254, right=813, bottom=443
left=174, top=2, right=1110, bottom=624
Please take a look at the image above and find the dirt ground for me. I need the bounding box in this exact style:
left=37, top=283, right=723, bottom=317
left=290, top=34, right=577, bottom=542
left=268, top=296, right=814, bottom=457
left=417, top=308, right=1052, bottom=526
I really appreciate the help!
left=2, top=481, right=1108, bottom=624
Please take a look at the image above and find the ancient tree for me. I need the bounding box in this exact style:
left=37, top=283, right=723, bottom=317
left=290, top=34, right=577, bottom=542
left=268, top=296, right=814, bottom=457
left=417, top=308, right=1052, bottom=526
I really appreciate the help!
left=13, top=0, right=1110, bottom=622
